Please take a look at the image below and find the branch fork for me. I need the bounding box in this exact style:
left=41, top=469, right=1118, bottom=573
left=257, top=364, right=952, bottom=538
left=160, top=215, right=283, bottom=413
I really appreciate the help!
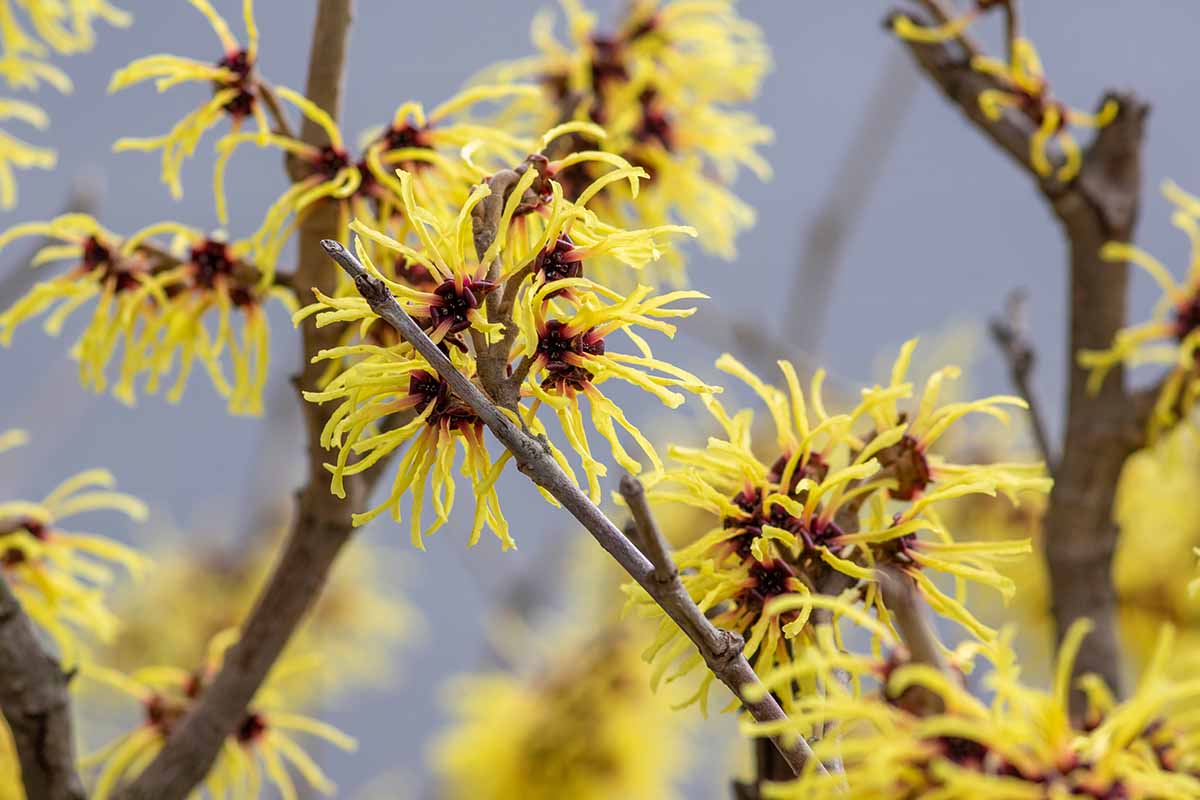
left=322, top=237, right=828, bottom=778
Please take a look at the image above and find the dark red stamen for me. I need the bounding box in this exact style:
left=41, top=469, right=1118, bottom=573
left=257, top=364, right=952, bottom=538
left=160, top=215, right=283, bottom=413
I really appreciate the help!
left=408, top=370, right=479, bottom=430
left=235, top=712, right=268, bottom=743
left=0, top=517, right=48, bottom=567
left=534, top=236, right=583, bottom=294
left=215, top=49, right=255, bottom=117
left=1173, top=293, right=1200, bottom=343
left=190, top=240, right=234, bottom=289
left=875, top=433, right=931, bottom=501
left=428, top=277, right=496, bottom=336
left=313, top=145, right=351, bottom=179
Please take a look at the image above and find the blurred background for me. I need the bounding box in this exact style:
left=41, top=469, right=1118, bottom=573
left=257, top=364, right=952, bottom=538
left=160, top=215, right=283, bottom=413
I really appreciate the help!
left=2, top=1, right=1199, bottom=796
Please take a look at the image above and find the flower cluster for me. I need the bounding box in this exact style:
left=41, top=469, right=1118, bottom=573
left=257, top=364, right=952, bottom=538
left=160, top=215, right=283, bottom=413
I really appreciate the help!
left=0, top=428, right=147, bottom=663
left=480, top=0, right=772, bottom=284
left=1081, top=181, right=1200, bottom=437
left=0, top=215, right=293, bottom=414
left=623, top=342, right=1050, bottom=711
left=432, top=628, right=688, bottom=800
left=0, top=0, right=128, bottom=207
left=891, top=2, right=1117, bottom=182
left=298, top=150, right=708, bottom=550
left=749, top=616, right=1200, bottom=799
left=82, top=630, right=355, bottom=800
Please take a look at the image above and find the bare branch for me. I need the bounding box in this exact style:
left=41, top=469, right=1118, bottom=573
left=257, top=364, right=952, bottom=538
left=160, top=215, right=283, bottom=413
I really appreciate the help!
left=877, top=567, right=947, bottom=674
left=257, top=81, right=296, bottom=141
left=988, top=288, right=1055, bottom=470
left=322, top=238, right=828, bottom=778
left=891, top=10, right=1150, bottom=708
left=0, top=575, right=85, bottom=800
left=617, top=474, right=676, bottom=585
left=877, top=566, right=949, bottom=717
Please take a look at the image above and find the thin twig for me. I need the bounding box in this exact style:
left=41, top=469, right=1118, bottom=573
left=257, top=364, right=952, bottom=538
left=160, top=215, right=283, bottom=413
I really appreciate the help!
left=988, top=288, right=1055, bottom=471
left=1002, top=0, right=1020, bottom=63
left=0, top=574, right=85, bottom=800
left=257, top=81, right=296, bottom=141
left=322, top=238, right=828, bottom=778
left=617, top=474, right=676, bottom=584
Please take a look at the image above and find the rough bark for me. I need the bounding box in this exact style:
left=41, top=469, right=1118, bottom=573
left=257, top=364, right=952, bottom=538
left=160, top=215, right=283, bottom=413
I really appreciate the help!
left=0, top=575, right=85, bottom=800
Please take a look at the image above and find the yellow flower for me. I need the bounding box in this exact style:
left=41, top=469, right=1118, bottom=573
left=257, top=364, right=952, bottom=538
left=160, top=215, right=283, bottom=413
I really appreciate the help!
left=749, top=621, right=1200, bottom=799
left=1114, top=422, right=1200, bottom=679
left=122, top=221, right=295, bottom=415
left=7, top=0, right=129, bottom=56
left=217, top=83, right=537, bottom=271
left=0, top=98, right=54, bottom=208
left=1081, top=181, right=1200, bottom=437
left=109, top=0, right=267, bottom=199
left=101, top=526, right=417, bottom=701
left=432, top=627, right=688, bottom=800
left=0, top=214, right=285, bottom=411
left=623, top=341, right=1049, bottom=710
left=299, top=154, right=703, bottom=549
left=0, top=0, right=128, bottom=91
left=81, top=631, right=355, bottom=800
left=514, top=277, right=712, bottom=500
left=481, top=0, right=771, bottom=280
left=0, top=2, right=126, bottom=208
left=890, top=0, right=1004, bottom=45
left=302, top=323, right=509, bottom=550
left=891, top=10, right=1116, bottom=182
left=0, top=431, right=148, bottom=664
left=971, top=37, right=1117, bottom=182
left=0, top=214, right=167, bottom=403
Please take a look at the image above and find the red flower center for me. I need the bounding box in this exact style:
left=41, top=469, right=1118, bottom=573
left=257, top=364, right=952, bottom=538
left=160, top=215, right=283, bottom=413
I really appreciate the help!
left=215, top=49, right=255, bottom=117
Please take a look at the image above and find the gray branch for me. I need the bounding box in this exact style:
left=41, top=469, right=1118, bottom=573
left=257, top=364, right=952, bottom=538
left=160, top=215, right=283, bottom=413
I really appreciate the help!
left=0, top=575, right=85, bottom=800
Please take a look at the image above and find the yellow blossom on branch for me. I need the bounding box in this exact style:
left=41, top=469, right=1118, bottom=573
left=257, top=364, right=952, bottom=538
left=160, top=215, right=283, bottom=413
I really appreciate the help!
left=0, top=214, right=163, bottom=403
left=623, top=341, right=1050, bottom=711
left=216, top=83, right=538, bottom=270
left=299, top=152, right=705, bottom=549
left=81, top=631, right=355, bottom=800
left=0, top=214, right=286, bottom=412
left=0, top=431, right=148, bottom=664
left=891, top=6, right=1117, bottom=182
left=1081, top=181, right=1200, bottom=437
left=748, top=621, right=1200, bottom=799
left=121, top=220, right=295, bottom=415
left=480, top=0, right=771, bottom=281
left=972, top=37, right=1118, bottom=182
left=109, top=0, right=268, bottom=199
